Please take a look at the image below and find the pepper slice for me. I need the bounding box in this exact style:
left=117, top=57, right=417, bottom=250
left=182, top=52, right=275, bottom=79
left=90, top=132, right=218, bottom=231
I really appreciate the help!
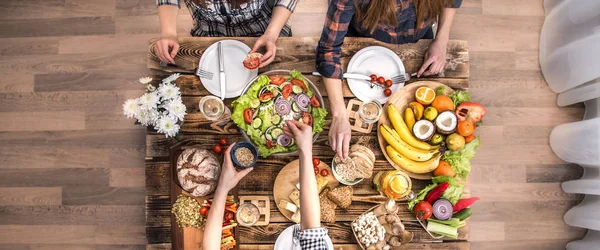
left=243, top=108, right=253, bottom=124
left=453, top=197, right=480, bottom=213
left=424, top=182, right=449, bottom=204
left=455, top=102, right=487, bottom=123
left=282, top=84, right=293, bottom=99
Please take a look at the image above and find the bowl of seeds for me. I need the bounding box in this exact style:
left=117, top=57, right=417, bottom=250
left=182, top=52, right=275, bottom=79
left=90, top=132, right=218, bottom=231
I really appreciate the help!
left=231, top=141, right=258, bottom=169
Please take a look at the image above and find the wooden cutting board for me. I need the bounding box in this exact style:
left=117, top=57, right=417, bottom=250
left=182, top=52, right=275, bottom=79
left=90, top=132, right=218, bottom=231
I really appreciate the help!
left=377, top=81, right=453, bottom=180
left=273, top=159, right=339, bottom=222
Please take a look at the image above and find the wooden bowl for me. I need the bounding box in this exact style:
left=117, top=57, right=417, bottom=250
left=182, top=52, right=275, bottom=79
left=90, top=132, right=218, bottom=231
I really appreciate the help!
left=377, top=81, right=454, bottom=180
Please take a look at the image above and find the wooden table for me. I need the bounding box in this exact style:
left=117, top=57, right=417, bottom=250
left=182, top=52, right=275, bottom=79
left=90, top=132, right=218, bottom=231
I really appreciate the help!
left=145, top=37, right=470, bottom=250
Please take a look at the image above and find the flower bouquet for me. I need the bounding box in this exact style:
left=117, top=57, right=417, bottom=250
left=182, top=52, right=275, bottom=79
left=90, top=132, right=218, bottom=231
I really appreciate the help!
left=123, top=74, right=186, bottom=138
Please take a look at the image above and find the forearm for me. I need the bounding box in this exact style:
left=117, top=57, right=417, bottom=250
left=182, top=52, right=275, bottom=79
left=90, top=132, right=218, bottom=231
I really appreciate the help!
left=324, top=78, right=347, bottom=118
left=435, top=8, right=456, bottom=43
left=158, top=5, right=179, bottom=37
left=299, top=148, right=321, bottom=230
left=264, top=6, right=292, bottom=38
left=202, top=188, right=228, bottom=250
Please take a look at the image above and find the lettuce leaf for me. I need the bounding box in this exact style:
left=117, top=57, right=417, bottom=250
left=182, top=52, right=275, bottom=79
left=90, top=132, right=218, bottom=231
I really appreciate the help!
left=231, top=75, right=271, bottom=130
left=448, top=90, right=471, bottom=108
left=312, top=107, right=328, bottom=134
left=407, top=176, right=465, bottom=210
left=442, top=137, right=481, bottom=180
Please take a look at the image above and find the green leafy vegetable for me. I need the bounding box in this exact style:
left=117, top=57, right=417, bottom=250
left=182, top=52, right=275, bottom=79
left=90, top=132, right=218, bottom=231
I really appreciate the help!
left=435, top=86, right=446, bottom=96
left=312, top=107, right=328, bottom=134
left=443, top=136, right=481, bottom=180
left=408, top=176, right=464, bottom=210
left=448, top=90, right=471, bottom=108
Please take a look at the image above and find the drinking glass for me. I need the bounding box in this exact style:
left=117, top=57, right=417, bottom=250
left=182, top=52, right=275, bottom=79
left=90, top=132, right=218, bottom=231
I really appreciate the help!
left=198, top=95, right=230, bottom=124
left=236, top=202, right=260, bottom=227
left=358, top=100, right=383, bottom=124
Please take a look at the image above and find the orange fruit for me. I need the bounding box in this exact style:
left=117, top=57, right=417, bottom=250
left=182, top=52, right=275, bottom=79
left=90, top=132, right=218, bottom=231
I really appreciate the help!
left=457, top=120, right=475, bottom=137
left=415, top=87, right=436, bottom=105
left=431, top=95, right=454, bottom=113
left=433, top=160, right=455, bottom=177
left=465, top=134, right=476, bottom=143
left=409, top=102, right=424, bottom=120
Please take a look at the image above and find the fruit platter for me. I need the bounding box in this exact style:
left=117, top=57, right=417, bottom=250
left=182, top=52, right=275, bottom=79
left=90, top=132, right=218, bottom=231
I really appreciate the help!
left=378, top=81, right=486, bottom=180
left=232, top=70, right=328, bottom=157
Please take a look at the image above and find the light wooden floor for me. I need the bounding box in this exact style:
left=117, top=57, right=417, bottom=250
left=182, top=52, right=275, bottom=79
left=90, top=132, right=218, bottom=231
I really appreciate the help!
left=0, top=0, right=587, bottom=249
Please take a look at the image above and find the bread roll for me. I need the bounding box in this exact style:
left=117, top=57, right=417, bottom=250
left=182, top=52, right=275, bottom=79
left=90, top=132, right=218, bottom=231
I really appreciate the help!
left=176, top=148, right=221, bottom=197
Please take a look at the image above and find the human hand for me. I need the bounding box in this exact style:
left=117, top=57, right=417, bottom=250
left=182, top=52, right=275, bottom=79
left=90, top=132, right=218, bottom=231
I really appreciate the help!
left=216, top=144, right=253, bottom=192
left=417, top=39, right=448, bottom=77
left=154, top=35, right=179, bottom=65
left=250, top=33, right=278, bottom=68
left=283, top=120, right=313, bottom=153
left=329, top=114, right=351, bottom=160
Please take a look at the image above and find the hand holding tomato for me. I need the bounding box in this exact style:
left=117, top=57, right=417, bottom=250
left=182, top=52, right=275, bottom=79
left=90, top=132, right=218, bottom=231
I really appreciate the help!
left=249, top=32, right=278, bottom=68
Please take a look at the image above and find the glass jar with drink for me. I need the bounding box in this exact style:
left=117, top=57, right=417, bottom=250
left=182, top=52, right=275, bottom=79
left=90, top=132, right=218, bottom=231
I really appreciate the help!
left=373, top=170, right=412, bottom=200
left=358, top=100, right=383, bottom=124
left=198, top=95, right=230, bottom=124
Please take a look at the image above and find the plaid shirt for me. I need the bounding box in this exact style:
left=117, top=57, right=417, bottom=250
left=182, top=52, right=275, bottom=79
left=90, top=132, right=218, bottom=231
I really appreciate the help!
left=157, top=0, right=297, bottom=37
left=293, top=225, right=331, bottom=250
left=316, top=0, right=462, bottom=79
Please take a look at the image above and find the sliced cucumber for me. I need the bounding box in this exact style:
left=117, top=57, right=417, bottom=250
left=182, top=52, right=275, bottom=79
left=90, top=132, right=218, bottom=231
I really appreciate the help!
left=292, top=85, right=303, bottom=94
left=251, top=118, right=262, bottom=129
left=249, top=99, right=260, bottom=109
left=271, top=114, right=282, bottom=125
left=292, top=102, right=299, bottom=112
left=265, top=134, right=273, bottom=141
left=271, top=128, right=284, bottom=139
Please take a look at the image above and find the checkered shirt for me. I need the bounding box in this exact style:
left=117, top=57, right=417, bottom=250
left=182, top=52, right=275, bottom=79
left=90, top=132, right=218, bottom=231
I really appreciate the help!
left=315, top=0, right=462, bottom=79
left=157, top=0, right=296, bottom=37
left=293, top=224, right=331, bottom=250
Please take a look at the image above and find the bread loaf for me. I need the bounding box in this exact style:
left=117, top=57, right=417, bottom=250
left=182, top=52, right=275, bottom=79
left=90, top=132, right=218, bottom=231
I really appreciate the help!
left=176, top=148, right=221, bottom=197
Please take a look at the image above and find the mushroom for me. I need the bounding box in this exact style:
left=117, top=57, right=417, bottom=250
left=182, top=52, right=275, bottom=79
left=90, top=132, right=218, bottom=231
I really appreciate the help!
left=391, top=222, right=405, bottom=235
left=384, top=199, right=399, bottom=214
left=377, top=215, right=387, bottom=225
left=373, top=204, right=388, bottom=217
left=375, top=239, right=386, bottom=249
left=400, top=230, right=414, bottom=244
left=387, top=236, right=402, bottom=247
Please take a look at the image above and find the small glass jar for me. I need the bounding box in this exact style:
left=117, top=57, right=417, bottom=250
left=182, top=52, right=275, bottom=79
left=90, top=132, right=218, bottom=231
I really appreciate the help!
left=236, top=202, right=260, bottom=227
left=358, top=100, right=383, bottom=124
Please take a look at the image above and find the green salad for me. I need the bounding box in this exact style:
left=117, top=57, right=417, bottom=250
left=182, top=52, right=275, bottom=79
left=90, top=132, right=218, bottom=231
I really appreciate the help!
left=232, top=70, right=328, bottom=157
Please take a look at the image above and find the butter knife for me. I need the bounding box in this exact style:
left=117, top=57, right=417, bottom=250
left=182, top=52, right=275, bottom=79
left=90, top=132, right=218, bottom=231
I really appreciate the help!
left=218, top=42, right=226, bottom=100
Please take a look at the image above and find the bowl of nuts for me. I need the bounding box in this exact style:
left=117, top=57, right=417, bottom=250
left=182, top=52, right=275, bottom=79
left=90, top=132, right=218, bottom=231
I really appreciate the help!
left=231, top=141, right=258, bottom=169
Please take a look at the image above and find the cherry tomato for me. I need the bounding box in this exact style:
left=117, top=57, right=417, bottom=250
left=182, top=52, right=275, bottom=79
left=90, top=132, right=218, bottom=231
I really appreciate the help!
left=414, top=201, right=433, bottom=220
left=266, top=140, right=275, bottom=149
left=243, top=54, right=261, bottom=70
left=213, top=145, right=223, bottom=154
left=291, top=79, right=307, bottom=91
left=268, top=76, right=285, bottom=85
left=259, top=91, right=274, bottom=102
left=314, top=166, right=319, bottom=172
left=312, top=158, right=321, bottom=167
left=465, top=134, right=476, bottom=143
left=384, top=88, right=392, bottom=97
left=282, top=84, right=293, bottom=99
left=302, top=112, right=313, bottom=126
left=310, top=95, right=320, bottom=107
left=377, top=76, right=385, bottom=84
left=315, top=169, right=319, bottom=175
left=224, top=211, right=234, bottom=221
left=219, top=137, right=228, bottom=146
left=385, top=79, right=392, bottom=88
left=370, top=74, right=377, bottom=81
left=200, top=206, right=209, bottom=217
left=320, top=169, right=329, bottom=176
left=243, top=108, right=253, bottom=124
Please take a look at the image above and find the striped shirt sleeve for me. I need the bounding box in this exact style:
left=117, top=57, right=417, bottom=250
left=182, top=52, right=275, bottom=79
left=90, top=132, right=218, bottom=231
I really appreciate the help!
left=274, top=0, right=298, bottom=12
left=157, top=0, right=180, bottom=8
left=315, top=0, right=355, bottom=80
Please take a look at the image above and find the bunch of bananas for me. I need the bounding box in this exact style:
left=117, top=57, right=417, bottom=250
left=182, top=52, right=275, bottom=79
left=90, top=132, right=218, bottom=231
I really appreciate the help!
left=380, top=104, right=441, bottom=174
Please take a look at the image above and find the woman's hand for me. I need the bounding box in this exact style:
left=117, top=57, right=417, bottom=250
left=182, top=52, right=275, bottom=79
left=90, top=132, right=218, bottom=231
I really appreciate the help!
left=155, top=35, right=179, bottom=65
left=417, top=39, right=448, bottom=77
left=250, top=32, right=278, bottom=68
left=329, top=114, right=351, bottom=160
left=216, top=144, right=253, bottom=193
left=283, top=120, right=313, bottom=153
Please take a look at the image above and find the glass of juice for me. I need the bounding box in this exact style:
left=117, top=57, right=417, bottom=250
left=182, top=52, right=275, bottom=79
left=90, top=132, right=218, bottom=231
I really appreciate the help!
left=198, top=95, right=230, bottom=124
left=373, top=170, right=412, bottom=200
left=358, top=100, right=383, bottom=124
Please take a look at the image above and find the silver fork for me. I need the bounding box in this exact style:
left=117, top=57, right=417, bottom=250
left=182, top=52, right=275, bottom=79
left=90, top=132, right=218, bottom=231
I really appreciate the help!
left=391, top=72, right=417, bottom=85
left=197, top=69, right=214, bottom=80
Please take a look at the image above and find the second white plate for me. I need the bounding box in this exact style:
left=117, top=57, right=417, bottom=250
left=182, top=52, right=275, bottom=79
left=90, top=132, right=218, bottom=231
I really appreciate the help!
left=346, top=46, right=405, bottom=103
left=197, top=40, right=258, bottom=99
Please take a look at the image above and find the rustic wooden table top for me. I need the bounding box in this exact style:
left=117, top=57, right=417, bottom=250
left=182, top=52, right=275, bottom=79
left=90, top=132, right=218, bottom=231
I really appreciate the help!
left=145, top=37, right=470, bottom=250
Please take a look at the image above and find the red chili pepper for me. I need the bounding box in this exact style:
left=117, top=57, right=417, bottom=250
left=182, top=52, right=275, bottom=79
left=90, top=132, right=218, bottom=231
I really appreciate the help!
left=424, top=182, right=449, bottom=204
left=453, top=197, right=480, bottom=213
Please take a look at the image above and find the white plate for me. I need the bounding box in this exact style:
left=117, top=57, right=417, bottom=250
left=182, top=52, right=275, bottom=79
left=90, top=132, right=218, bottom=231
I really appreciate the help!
left=197, top=40, right=258, bottom=99
left=346, top=46, right=405, bottom=103
left=274, top=225, right=334, bottom=250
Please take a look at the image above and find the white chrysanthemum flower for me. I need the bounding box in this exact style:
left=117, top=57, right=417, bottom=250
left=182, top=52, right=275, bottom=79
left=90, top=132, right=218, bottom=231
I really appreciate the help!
left=139, top=77, right=152, bottom=84
left=134, top=109, right=152, bottom=126
left=139, top=92, right=160, bottom=110
left=164, top=99, right=187, bottom=121
left=158, top=83, right=181, bottom=100
left=122, top=99, right=139, bottom=119
left=146, top=84, right=156, bottom=92
left=155, top=116, right=180, bottom=138
left=162, top=73, right=181, bottom=84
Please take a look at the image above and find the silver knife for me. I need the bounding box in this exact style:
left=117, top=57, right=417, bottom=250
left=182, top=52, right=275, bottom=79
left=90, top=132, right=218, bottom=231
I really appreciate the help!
left=311, top=72, right=371, bottom=81
left=218, top=42, right=226, bottom=100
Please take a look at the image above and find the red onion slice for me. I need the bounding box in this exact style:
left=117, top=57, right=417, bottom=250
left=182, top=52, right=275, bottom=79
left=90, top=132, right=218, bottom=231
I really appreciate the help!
left=295, top=93, right=310, bottom=109
left=277, top=134, right=293, bottom=147
left=274, top=97, right=291, bottom=116
left=432, top=199, right=453, bottom=220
